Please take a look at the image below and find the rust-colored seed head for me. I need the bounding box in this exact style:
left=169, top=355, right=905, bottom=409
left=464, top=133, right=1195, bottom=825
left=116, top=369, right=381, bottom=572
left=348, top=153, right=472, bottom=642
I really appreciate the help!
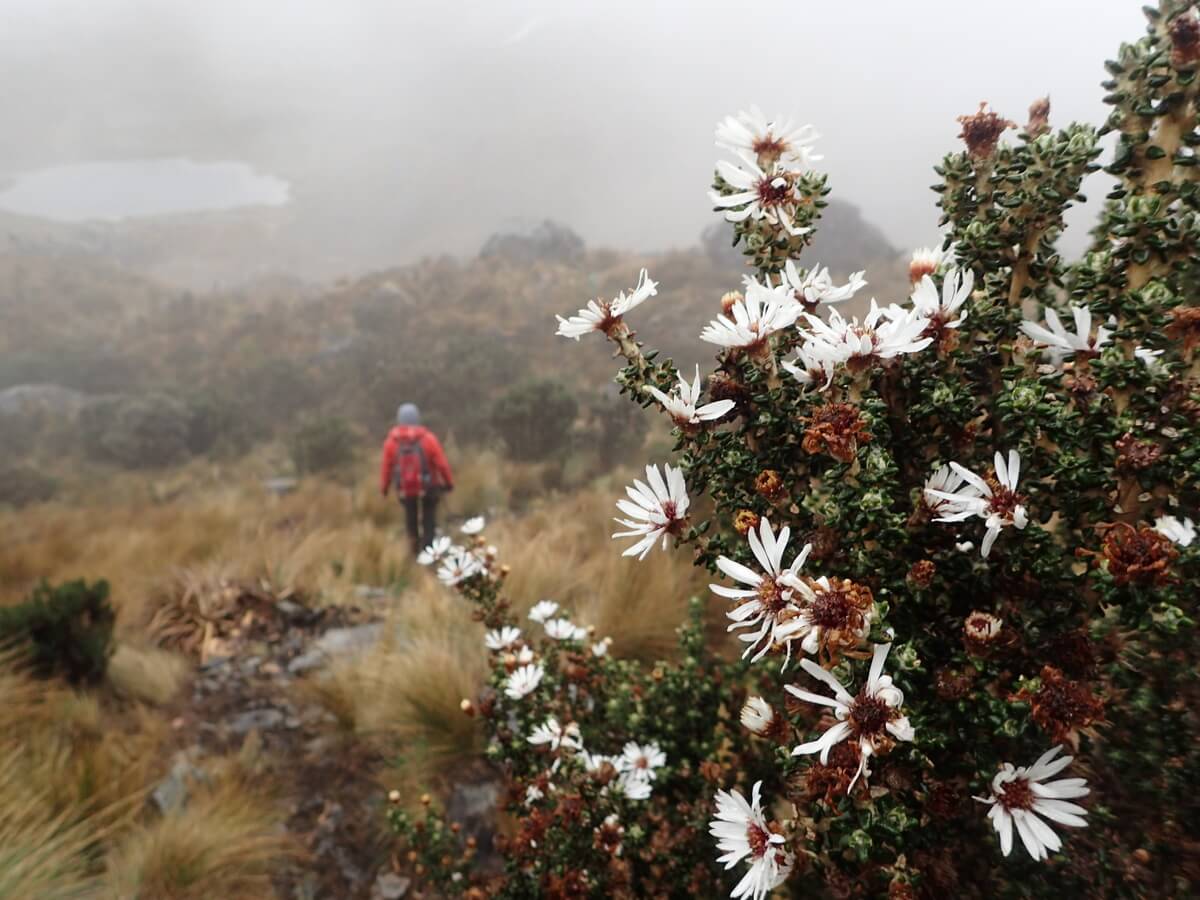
left=957, top=102, right=1015, bottom=159
left=707, top=370, right=748, bottom=405
left=1099, top=522, right=1178, bottom=586
left=935, top=668, right=975, bottom=701
left=1114, top=432, right=1163, bottom=471
left=802, top=402, right=872, bottom=463
left=907, top=559, right=936, bottom=589
left=1017, top=665, right=1104, bottom=742
left=803, top=740, right=863, bottom=805
left=1167, top=306, right=1200, bottom=352
left=1171, top=13, right=1200, bottom=66
left=963, top=611, right=1003, bottom=652
left=734, top=508, right=761, bottom=536
left=755, top=469, right=786, bottom=502
left=1025, top=96, right=1051, bottom=137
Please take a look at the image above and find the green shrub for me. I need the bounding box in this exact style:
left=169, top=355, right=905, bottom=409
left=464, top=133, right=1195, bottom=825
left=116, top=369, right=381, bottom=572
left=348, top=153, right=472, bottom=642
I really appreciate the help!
left=490, top=379, right=577, bottom=461
left=289, top=414, right=359, bottom=475
left=0, top=463, right=56, bottom=508
left=0, top=580, right=115, bottom=684
left=82, top=394, right=192, bottom=469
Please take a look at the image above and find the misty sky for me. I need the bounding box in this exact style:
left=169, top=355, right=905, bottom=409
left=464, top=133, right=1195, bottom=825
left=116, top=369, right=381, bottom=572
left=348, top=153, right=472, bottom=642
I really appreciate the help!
left=0, top=1, right=1144, bottom=267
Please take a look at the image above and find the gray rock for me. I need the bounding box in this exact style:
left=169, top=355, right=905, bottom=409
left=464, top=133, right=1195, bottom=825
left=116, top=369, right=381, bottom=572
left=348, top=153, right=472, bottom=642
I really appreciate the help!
left=446, top=777, right=501, bottom=859
left=311, top=623, right=383, bottom=658
left=288, top=650, right=326, bottom=675
left=149, top=754, right=208, bottom=815
left=263, top=477, right=298, bottom=497
left=276, top=599, right=306, bottom=620
left=372, top=873, right=411, bottom=900
left=228, top=708, right=285, bottom=734
left=354, top=584, right=388, bottom=601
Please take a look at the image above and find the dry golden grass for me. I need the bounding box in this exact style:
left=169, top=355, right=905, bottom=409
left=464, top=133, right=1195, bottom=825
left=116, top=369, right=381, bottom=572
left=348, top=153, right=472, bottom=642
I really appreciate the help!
left=106, top=644, right=190, bottom=707
left=99, top=773, right=286, bottom=900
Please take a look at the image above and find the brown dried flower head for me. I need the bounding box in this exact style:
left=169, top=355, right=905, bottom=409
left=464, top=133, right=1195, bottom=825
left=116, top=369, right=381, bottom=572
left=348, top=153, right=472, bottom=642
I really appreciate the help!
left=721, top=290, right=745, bottom=316
left=1168, top=306, right=1200, bottom=352
left=1016, top=665, right=1104, bottom=742
left=1025, top=95, right=1051, bottom=137
left=754, top=469, right=786, bottom=502
left=799, top=576, right=875, bottom=658
left=907, top=559, right=936, bottom=589
left=802, top=739, right=864, bottom=806
left=1170, top=12, right=1200, bottom=66
left=1114, top=432, right=1163, bottom=472
left=707, top=370, right=749, bottom=406
left=1098, top=521, right=1177, bottom=586
left=734, top=508, right=761, bottom=536
left=802, top=402, right=872, bottom=463
left=935, top=668, right=975, bottom=701
left=957, top=102, right=1015, bottom=159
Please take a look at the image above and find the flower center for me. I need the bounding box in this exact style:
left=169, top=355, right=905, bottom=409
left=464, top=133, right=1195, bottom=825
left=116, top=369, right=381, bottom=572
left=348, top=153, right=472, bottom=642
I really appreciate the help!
left=752, top=135, right=789, bottom=162
left=746, top=822, right=771, bottom=859
left=985, top=476, right=1025, bottom=521
left=756, top=177, right=792, bottom=207
left=808, top=588, right=852, bottom=629
left=756, top=579, right=789, bottom=615
left=995, top=776, right=1035, bottom=812
left=849, top=691, right=892, bottom=738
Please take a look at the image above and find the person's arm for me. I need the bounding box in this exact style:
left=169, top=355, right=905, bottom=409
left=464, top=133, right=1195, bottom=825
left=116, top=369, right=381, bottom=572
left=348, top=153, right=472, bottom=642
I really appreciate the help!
left=380, top=434, right=396, bottom=495
left=425, top=433, right=454, bottom=490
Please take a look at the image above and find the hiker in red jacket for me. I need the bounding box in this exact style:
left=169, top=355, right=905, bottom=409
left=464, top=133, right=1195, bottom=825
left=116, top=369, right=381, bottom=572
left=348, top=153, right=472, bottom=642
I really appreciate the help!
left=380, top=403, right=454, bottom=555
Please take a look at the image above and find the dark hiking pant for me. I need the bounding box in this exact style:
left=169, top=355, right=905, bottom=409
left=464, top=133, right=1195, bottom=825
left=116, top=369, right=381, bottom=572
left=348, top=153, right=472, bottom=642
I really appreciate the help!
left=403, top=493, right=439, bottom=556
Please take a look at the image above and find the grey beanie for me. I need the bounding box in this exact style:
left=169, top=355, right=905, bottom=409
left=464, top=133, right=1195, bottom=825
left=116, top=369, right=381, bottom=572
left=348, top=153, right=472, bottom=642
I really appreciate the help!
left=396, top=403, right=421, bottom=425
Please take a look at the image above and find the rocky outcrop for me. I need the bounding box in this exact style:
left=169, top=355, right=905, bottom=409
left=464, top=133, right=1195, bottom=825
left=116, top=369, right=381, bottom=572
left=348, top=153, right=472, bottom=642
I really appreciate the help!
left=479, top=219, right=584, bottom=264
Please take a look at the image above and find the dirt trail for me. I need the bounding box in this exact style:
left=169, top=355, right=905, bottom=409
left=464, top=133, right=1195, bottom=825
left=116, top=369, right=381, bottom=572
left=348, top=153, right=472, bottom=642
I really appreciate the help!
left=159, top=588, right=403, bottom=899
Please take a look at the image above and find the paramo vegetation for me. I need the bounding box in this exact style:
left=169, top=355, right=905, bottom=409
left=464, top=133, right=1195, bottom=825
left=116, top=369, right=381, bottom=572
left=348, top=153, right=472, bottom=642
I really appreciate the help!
left=398, top=3, right=1200, bottom=897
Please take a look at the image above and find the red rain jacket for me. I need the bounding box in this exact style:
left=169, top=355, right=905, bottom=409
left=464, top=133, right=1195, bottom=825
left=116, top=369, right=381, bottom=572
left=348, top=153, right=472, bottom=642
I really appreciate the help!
left=379, top=425, right=454, bottom=497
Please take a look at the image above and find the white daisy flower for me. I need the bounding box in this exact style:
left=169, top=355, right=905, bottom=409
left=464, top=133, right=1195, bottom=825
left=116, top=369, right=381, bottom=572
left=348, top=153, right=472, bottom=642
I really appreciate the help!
left=715, top=107, right=821, bottom=170
left=614, top=770, right=653, bottom=801
left=437, top=548, right=484, bottom=585
left=710, top=781, right=794, bottom=900
left=909, top=242, right=955, bottom=282
left=801, top=300, right=932, bottom=373
left=922, top=464, right=985, bottom=517
left=645, top=365, right=737, bottom=427
left=504, top=663, right=544, bottom=700
left=528, top=600, right=560, bottom=623
left=926, top=450, right=1029, bottom=559
left=516, top=646, right=535, bottom=665
left=416, top=535, right=454, bottom=566
left=700, top=279, right=803, bottom=350
left=974, top=745, right=1090, bottom=861
left=592, top=637, right=613, bottom=658
left=739, top=697, right=777, bottom=736
left=524, top=784, right=545, bottom=806
left=582, top=751, right=619, bottom=773
left=555, top=269, right=658, bottom=340
left=618, top=741, right=666, bottom=781
left=908, top=267, right=975, bottom=331
left=781, top=341, right=840, bottom=391
left=786, top=642, right=915, bottom=791
left=1155, top=514, right=1195, bottom=547
left=711, top=517, right=813, bottom=665
left=1020, top=304, right=1112, bottom=363
left=460, top=515, right=486, bottom=535
left=709, top=157, right=811, bottom=237
left=485, top=626, right=521, bottom=651
left=528, top=717, right=583, bottom=753
left=781, top=259, right=867, bottom=307
left=1134, top=345, right=1164, bottom=369
left=612, top=463, right=690, bottom=560
left=544, top=617, right=587, bottom=641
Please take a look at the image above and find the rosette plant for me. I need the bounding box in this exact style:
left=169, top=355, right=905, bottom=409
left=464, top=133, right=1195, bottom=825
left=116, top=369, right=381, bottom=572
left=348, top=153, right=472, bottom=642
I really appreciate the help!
left=394, top=4, right=1200, bottom=896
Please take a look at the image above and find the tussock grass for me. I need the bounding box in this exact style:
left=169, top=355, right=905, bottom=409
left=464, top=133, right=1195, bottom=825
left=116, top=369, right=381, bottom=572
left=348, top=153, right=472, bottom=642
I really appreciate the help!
left=106, top=644, right=190, bottom=707
left=99, top=775, right=286, bottom=900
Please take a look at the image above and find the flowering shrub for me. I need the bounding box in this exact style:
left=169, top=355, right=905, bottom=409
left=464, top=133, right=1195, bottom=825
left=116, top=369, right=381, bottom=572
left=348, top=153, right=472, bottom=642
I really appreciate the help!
left=395, top=4, right=1200, bottom=896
